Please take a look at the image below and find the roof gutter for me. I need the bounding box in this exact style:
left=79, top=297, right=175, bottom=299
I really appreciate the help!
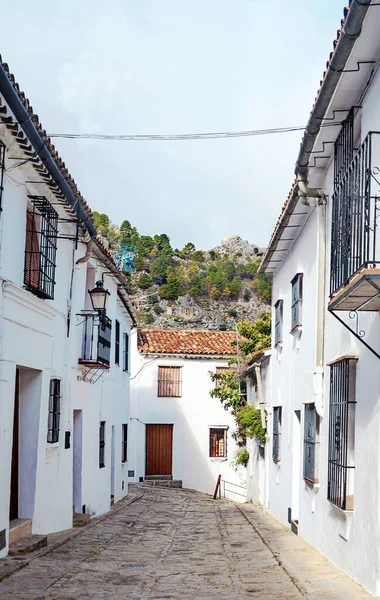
left=295, top=0, right=371, bottom=176
left=0, top=63, right=96, bottom=236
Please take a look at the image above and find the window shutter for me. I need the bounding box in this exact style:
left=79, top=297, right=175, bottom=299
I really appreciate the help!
left=24, top=211, right=41, bottom=289
left=303, top=404, right=316, bottom=482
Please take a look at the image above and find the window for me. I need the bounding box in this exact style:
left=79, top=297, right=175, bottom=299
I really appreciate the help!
left=328, top=358, right=356, bottom=510
left=209, top=428, right=227, bottom=458
left=274, top=300, right=283, bottom=345
left=115, top=320, right=120, bottom=365
left=303, top=404, right=319, bottom=483
left=272, top=407, right=282, bottom=462
left=158, top=366, right=182, bottom=397
left=291, top=274, right=303, bottom=330
left=47, top=379, right=61, bottom=443
left=122, top=423, right=128, bottom=463
left=24, top=196, right=58, bottom=300
left=123, top=333, right=129, bottom=372
left=99, top=421, right=106, bottom=468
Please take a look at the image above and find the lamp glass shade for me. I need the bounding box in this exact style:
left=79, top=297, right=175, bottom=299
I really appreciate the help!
left=89, top=280, right=110, bottom=311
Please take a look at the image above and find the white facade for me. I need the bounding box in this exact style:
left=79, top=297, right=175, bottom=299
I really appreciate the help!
left=0, top=65, right=135, bottom=557
left=129, top=331, right=246, bottom=501
left=257, top=7, right=380, bottom=596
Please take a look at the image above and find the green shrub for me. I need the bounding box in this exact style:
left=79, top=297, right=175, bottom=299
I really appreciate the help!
left=233, top=448, right=249, bottom=468
left=137, top=273, right=152, bottom=289
left=237, top=405, right=266, bottom=443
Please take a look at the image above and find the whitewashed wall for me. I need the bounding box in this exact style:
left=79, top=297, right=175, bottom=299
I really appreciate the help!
left=129, top=333, right=246, bottom=501
left=0, top=124, right=132, bottom=556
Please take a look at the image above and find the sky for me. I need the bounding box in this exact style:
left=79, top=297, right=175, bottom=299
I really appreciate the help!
left=1, top=1, right=344, bottom=250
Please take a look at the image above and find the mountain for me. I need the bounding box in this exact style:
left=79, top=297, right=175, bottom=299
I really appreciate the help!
left=92, top=213, right=271, bottom=329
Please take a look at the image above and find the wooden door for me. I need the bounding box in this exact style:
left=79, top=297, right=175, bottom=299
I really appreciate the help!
left=10, top=370, right=19, bottom=521
left=145, top=424, right=173, bottom=476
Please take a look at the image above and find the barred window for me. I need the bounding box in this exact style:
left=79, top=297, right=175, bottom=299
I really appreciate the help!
left=47, top=379, right=61, bottom=444
left=274, top=300, right=283, bottom=345
left=209, top=428, right=227, bottom=458
left=115, top=320, right=120, bottom=365
left=291, top=274, right=303, bottom=330
left=303, top=404, right=319, bottom=483
left=158, top=367, right=182, bottom=397
left=328, top=358, right=356, bottom=510
left=24, top=196, right=58, bottom=300
left=99, top=421, right=106, bottom=469
left=122, top=423, right=128, bottom=463
left=273, top=407, right=282, bottom=462
left=123, top=333, right=129, bottom=372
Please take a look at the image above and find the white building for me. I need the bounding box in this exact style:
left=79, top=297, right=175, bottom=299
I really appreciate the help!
left=258, top=2, right=380, bottom=595
left=129, top=328, right=246, bottom=500
left=0, top=57, right=136, bottom=557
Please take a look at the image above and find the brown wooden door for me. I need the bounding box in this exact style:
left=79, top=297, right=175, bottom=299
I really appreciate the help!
left=145, top=424, right=173, bottom=476
left=10, top=370, right=19, bottom=521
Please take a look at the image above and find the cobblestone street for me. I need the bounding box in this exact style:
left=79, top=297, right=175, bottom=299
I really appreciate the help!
left=0, top=485, right=372, bottom=600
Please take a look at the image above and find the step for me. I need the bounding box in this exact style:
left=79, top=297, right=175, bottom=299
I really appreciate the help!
left=143, top=479, right=182, bottom=488
left=9, top=519, right=32, bottom=545
left=73, top=513, right=90, bottom=528
left=143, top=475, right=173, bottom=481
left=9, top=535, right=47, bottom=556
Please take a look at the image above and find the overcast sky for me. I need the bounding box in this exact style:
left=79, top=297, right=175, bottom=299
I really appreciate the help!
left=2, top=1, right=343, bottom=250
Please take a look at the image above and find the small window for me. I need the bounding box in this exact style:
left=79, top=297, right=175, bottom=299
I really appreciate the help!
left=274, top=300, right=283, bottom=345
left=115, top=320, right=120, bottom=365
left=209, top=428, right=227, bottom=458
left=328, top=358, right=356, bottom=510
left=158, top=366, right=182, bottom=397
left=303, top=404, right=319, bottom=483
left=122, top=423, right=128, bottom=463
left=24, top=196, right=58, bottom=300
left=273, top=407, right=282, bottom=462
left=47, top=379, right=61, bottom=444
left=123, top=333, right=129, bottom=372
left=291, top=274, right=303, bottom=330
left=99, top=421, right=106, bottom=468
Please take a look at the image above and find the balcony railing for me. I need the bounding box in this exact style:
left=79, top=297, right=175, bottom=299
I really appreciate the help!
left=78, top=311, right=112, bottom=368
left=330, top=131, right=380, bottom=296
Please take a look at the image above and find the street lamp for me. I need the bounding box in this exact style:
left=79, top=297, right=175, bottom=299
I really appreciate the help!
left=88, top=280, right=110, bottom=313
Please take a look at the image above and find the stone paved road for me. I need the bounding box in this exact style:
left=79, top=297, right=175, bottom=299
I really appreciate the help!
left=0, top=485, right=372, bottom=600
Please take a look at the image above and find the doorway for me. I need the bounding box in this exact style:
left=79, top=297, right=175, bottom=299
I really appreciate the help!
left=9, top=370, right=20, bottom=521
left=145, top=424, right=173, bottom=476
left=73, top=410, right=83, bottom=513
left=291, top=410, right=302, bottom=534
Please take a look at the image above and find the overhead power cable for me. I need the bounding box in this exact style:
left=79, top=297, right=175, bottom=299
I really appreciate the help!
left=47, top=121, right=342, bottom=142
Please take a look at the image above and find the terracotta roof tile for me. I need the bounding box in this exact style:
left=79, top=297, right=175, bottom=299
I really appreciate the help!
left=138, top=329, right=238, bottom=356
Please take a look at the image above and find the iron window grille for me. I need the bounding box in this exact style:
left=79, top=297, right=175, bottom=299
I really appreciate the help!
left=115, top=320, right=120, bottom=365
left=330, top=131, right=380, bottom=296
left=123, top=333, right=129, bottom=372
left=47, top=379, right=61, bottom=444
left=274, top=300, right=283, bottom=345
left=291, top=274, right=303, bottom=331
left=158, top=366, right=182, bottom=397
left=99, top=421, right=106, bottom=468
left=328, top=358, right=356, bottom=510
left=334, top=107, right=356, bottom=188
left=303, top=403, right=319, bottom=483
left=209, top=428, right=227, bottom=458
left=0, top=141, right=5, bottom=214
left=24, top=196, right=58, bottom=300
left=122, top=423, right=128, bottom=463
left=272, top=407, right=282, bottom=462
left=79, top=312, right=112, bottom=367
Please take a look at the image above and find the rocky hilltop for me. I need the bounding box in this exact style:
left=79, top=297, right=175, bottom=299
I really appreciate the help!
left=92, top=213, right=271, bottom=329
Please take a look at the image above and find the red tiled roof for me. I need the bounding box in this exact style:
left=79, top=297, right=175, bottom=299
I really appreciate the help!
left=138, top=329, right=238, bottom=356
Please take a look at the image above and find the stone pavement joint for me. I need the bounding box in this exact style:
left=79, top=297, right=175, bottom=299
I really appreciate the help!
left=0, top=484, right=375, bottom=599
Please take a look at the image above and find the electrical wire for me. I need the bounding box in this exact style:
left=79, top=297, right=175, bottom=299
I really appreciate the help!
left=47, top=121, right=342, bottom=142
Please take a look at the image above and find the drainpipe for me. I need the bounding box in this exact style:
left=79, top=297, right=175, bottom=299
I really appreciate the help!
left=76, top=231, right=94, bottom=265
left=295, top=0, right=370, bottom=176
left=0, top=63, right=96, bottom=236
left=314, top=203, right=326, bottom=417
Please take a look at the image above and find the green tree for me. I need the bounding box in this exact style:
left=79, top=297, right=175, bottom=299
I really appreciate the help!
left=137, top=273, right=152, bottom=289
left=229, top=276, right=242, bottom=298
left=93, top=212, right=110, bottom=236
left=159, top=272, right=182, bottom=300
left=151, top=255, right=173, bottom=284
left=136, top=235, right=155, bottom=257
left=181, top=242, right=196, bottom=258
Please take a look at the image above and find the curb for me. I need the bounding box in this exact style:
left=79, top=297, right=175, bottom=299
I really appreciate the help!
left=0, top=493, right=143, bottom=583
